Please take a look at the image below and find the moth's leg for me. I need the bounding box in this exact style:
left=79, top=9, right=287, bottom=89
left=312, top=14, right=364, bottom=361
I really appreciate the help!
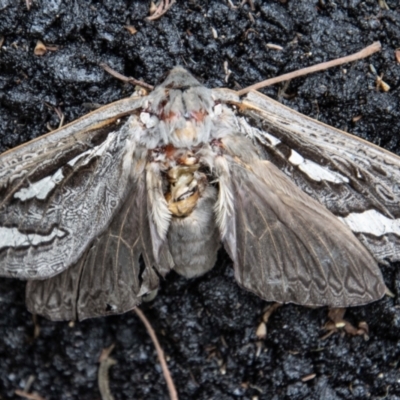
left=321, top=308, right=369, bottom=340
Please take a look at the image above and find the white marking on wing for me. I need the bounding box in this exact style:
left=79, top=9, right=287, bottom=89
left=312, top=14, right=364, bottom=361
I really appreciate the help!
left=68, top=151, right=90, bottom=167
left=238, top=117, right=281, bottom=146
left=0, top=227, right=67, bottom=250
left=14, top=168, right=64, bottom=201
left=288, top=150, right=349, bottom=184
left=340, top=210, right=400, bottom=236
left=13, top=133, right=116, bottom=202
left=263, top=132, right=281, bottom=146
left=68, top=132, right=118, bottom=170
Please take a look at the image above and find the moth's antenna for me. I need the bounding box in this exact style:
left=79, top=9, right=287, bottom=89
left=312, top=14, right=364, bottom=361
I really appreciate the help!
left=100, top=63, right=155, bottom=91
left=237, top=41, right=382, bottom=96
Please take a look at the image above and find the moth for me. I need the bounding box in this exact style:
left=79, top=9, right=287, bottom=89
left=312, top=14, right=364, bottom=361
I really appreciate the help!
left=0, top=67, right=398, bottom=321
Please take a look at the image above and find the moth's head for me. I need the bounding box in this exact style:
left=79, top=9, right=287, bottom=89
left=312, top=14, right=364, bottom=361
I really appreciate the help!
left=158, top=67, right=201, bottom=90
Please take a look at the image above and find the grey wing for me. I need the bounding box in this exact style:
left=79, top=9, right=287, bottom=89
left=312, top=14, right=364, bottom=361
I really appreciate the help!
left=220, top=155, right=386, bottom=307
left=0, top=97, right=146, bottom=279
left=0, top=96, right=143, bottom=185
left=25, top=175, right=158, bottom=321
left=236, top=90, right=400, bottom=263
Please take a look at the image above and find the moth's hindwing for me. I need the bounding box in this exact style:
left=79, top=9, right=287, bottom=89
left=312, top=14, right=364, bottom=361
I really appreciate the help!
left=25, top=172, right=158, bottom=321
left=231, top=89, right=400, bottom=264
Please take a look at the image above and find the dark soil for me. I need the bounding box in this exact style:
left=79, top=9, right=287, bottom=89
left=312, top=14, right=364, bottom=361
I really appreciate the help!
left=1, top=1, right=400, bottom=399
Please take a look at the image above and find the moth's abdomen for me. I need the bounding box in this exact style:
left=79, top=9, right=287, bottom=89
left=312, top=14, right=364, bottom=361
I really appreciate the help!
left=168, top=185, right=219, bottom=278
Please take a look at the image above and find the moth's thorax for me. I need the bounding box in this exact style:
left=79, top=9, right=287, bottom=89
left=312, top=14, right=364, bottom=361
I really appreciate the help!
left=137, top=67, right=236, bottom=148
left=148, top=146, right=208, bottom=218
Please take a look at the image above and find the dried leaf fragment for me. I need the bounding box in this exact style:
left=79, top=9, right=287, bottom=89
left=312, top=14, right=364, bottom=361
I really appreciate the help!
left=376, top=74, right=390, bottom=92
left=395, top=49, right=400, bottom=63
left=378, top=0, right=389, bottom=9
left=34, top=40, right=58, bottom=56
left=223, top=61, right=231, bottom=83
left=370, top=64, right=391, bottom=92
left=266, top=43, right=283, bottom=51
left=34, top=40, right=47, bottom=56
left=301, top=373, right=316, bottom=382
left=256, top=322, right=267, bottom=339
left=321, top=308, right=370, bottom=340
left=124, top=25, right=137, bottom=35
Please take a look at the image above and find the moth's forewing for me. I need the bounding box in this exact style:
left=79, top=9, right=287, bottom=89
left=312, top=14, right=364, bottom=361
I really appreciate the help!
left=229, top=89, right=400, bottom=264
left=0, top=97, right=145, bottom=280
left=210, top=126, right=385, bottom=306
left=0, top=96, right=144, bottom=188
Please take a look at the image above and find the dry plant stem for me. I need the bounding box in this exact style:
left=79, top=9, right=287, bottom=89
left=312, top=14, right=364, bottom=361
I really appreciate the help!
left=147, top=0, right=176, bottom=21
left=15, top=390, right=46, bottom=400
left=23, top=375, right=36, bottom=393
left=241, top=0, right=255, bottom=10
left=54, top=107, right=65, bottom=129
left=100, top=63, right=154, bottom=91
left=133, top=307, right=179, bottom=400
left=238, top=41, right=382, bottom=95
left=98, top=359, right=117, bottom=400
left=227, top=0, right=238, bottom=8
left=98, top=344, right=117, bottom=400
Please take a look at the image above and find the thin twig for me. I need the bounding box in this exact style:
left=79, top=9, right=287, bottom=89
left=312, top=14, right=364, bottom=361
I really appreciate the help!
left=238, top=41, right=382, bottom=95
left=15, top=390, right=46, bottom=400
left=23, top=375, right=36, bottom=393
left=133, top=307, right=178, bottom=400
left=98, top=344, right=117, bottom=400
left=53, top=107, right=65, bottom=129
left=100, top=63, right=154, bottom=91
left=241, top=0, right=255, bottom=10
